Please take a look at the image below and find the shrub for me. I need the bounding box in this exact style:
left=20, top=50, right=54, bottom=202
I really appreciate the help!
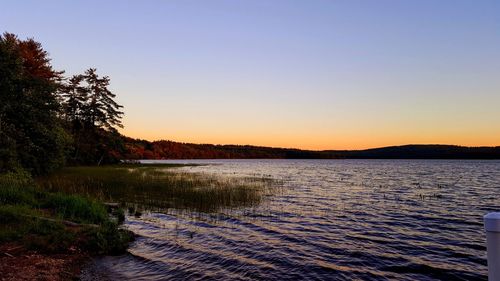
left=83, top=221, right=133, bottom=255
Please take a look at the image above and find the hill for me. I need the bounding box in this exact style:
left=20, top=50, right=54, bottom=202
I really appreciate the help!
left=122, top=139, right=500, bottom=160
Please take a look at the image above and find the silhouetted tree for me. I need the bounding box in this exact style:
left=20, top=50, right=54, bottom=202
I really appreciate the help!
left=60, top=74, right=87, bottom=130
left=0, top=32, right=70, bottom=174
left=81, top=68, right=123, bottom=131
left=60, top=68, right=124, bottom=164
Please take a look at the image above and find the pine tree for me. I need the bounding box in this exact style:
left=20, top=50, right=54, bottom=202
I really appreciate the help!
left=61, top=74, right=87, bottom=129
left=59, top=68, right=124, bottom=164
left=82, top=68, right=123, bottom=131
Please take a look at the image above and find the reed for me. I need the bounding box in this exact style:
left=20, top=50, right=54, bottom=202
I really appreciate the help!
left=37, top=165, right=277, bottom=213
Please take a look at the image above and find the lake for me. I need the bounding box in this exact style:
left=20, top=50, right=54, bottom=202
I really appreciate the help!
left=82, top=159, right=500, bottom=280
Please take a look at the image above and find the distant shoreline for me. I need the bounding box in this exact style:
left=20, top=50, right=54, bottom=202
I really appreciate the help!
left=123, top=139, right=500, bottom=160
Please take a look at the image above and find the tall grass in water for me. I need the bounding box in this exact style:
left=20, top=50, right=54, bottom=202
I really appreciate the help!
left=37, top=165, right=277, bottom=213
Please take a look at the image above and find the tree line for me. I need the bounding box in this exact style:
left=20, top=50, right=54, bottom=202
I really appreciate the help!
left=0, top=32, right=125, bottom=174
left=123, top=141, right=500, bottom=160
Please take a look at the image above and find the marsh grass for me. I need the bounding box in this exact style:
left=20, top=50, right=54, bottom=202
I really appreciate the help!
left=37, top=165, right=278, bottom=213
left=0, top=172, right=132, bottom=254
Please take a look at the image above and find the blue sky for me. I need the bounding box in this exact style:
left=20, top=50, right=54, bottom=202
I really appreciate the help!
left=2, top=0, right=499, bottom=149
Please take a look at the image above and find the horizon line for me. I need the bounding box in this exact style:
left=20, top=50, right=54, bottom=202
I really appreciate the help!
left=123, top=137, right=500, bottom=152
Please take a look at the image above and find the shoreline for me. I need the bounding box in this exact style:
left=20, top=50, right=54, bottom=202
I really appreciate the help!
left=0, top=242, right=89, bottom=280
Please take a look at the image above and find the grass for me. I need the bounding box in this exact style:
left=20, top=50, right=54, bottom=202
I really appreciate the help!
left=0, top=171, right=132, bottom=255
left=37, top=164, right=277, bottom=213
left=1, top=163, right=277, bottom=256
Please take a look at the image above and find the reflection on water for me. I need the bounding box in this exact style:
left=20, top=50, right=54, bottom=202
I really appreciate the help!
left=82, top=160, right=500, bottom=280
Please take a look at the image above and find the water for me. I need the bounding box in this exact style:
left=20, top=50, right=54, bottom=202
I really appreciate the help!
left=82, top=159, right=500, bottom=280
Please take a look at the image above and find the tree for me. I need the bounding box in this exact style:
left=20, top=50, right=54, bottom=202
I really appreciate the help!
left=61, top=68, right=123, bottom=131
left=60, top=74, right=87, bottom=129
left=0, top=32, right=126, bottom=170
left=81, top=68, right=123, bottom=131
left=60, top=68, right=124, bottom=165
left=0, top=32, right=70, bottom=174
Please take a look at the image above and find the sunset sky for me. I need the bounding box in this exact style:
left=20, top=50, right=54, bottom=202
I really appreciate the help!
left=2, top=0, right=499, bottom=150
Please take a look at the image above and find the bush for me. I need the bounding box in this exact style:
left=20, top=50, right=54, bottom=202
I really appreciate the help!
left=83, top=221, right=133, bottom=255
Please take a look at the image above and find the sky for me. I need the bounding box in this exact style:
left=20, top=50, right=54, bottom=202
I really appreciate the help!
left=1, top=0, right=499, bottom=150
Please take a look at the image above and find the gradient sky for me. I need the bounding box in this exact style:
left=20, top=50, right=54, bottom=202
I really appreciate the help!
left=1, top=0, right=499, bottom=150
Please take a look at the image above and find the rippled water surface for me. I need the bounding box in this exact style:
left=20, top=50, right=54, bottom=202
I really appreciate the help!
left=83, top=160, right=500, bottom=280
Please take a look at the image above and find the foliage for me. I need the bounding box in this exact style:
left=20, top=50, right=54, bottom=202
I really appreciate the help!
left=59, top=69, right=124, bottom=165
left=59, top=68, right=125, bottom=131
left=0, top=31, right=129, bottom=256
left=1, top=31, right=125, bottom=172
left=82, top=221, right=133, bottom=255
left=0, top=32, right=71, bottom=175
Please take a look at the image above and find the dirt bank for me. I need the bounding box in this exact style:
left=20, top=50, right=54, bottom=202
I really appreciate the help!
left=0, top=243, right=88, bottom=281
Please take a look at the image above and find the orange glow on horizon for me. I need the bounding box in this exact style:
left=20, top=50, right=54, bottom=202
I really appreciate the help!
left=120, top=128, right=500, bottom=151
